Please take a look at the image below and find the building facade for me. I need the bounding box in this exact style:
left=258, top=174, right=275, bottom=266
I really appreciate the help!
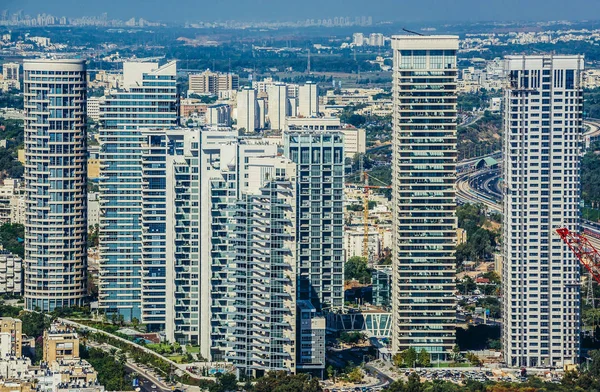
left=23, top=59, right=88, bottom=312
left=391, top=36, right=458, bottom=359
left=298, top=82, right=319, bottom=117
left=283, top=131, right=345, bottom=312
left=267, top=84, right=288, bottom=131
left=228, top=157, right=298, bottom=377
left=0, top=252, right=22, bottom=296
left=236, top=88, right=258, bottom=133
left=502, top=55, right=583, bottom=368
left=98, top=61, right=178, bottom=323
left=188, top=70, right=239, bottom=95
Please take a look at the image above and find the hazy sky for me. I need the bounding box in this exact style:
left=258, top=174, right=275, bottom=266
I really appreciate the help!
left=4, top=0, right=600, bottom=23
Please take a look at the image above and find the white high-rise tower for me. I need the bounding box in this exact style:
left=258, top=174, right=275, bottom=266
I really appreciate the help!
left=23, top=59, right=88, bottom=311
left=502, top=55, right=583, bottom=368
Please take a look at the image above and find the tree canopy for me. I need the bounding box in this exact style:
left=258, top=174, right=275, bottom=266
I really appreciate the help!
left=345, top=256, right=372, bottom=284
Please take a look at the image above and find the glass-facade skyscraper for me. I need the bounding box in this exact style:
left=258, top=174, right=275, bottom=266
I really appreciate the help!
left=98, top=61, right=178, bottom=324
left=23, top=59, right=88, bottom=312
left=391, top=36, right=458, bottom=359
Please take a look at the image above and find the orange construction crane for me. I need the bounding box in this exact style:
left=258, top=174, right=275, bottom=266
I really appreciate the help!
left=361, top=172, right=391, bottom=259
left=556, top=228, right=600, bottom=284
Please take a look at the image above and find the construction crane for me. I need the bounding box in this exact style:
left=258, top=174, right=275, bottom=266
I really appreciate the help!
left=361, top=171, right=391, bottom=259
left=556, top=228, right=600, bottom=284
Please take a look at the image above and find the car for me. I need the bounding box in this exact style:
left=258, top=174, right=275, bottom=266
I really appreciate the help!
left=151, top=385, right=157, bottom=389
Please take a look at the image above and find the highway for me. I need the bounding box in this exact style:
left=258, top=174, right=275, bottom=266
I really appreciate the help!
left=457, top=153, right=600, bottom=249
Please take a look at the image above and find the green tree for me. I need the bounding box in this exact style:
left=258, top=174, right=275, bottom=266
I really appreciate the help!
left=406, top=372, right=424, bottom=392
left=418, top=349, right=431, bottom=367
left=404, top=347, right=418, bottom=368
left=344, top=256, right=371, bottom=284
left=347, top=367, right=363, bottom=383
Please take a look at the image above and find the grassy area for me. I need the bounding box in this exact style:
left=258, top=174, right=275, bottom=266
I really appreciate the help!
left=167, top=355, right=185, bottom=363
left=186, top=346, right=201, bottom=354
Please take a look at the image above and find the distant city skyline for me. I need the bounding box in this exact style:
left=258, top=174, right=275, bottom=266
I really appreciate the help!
left=3, top=0, right=600, bottom=24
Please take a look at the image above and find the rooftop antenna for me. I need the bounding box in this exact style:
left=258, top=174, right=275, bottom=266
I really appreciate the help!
left=402, top=28, right=424, bottom=36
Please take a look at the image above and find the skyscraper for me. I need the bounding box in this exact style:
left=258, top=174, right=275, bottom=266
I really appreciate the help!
left=98, top=61, right=178, bottom=323
left=283, top=131, right=345, bottom=311
left=228, top=156, right=298, bottom=377
left=502, top=55, right=583, bottom=368
left=23, top=59, right=88, bottom=311
left=391, top=36, right=458, bottom=359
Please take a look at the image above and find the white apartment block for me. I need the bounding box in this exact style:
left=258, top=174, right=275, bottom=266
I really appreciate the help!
left=267, top=84, right=288, bottom=131
left=0, top=252, right=22, bottom=296
left=87, top=192, right=100, bottom=227
left=87, top=96, right=103, bottom=122
left=236, top=88, right=258, bottom=132
left=391, top=35, right=458, bottom=359
left=502, top=55, right=583, bottom=368
left=298, top=82, right=319, bottom=117
left=1, top=63, right=19, bottom=90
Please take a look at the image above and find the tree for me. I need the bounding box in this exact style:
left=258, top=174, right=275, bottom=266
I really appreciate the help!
left=406, top=372, right=424, bottom=392
left=452, top=345, right=461, bottom=362
left=418, top=349, right=431, bottom=367
left=344, top=256, right=372, bottom=284
left=215, top=372, right=238, bottom=392
left=392, top=352, right=405, bottom=368
left=347, top=367, right=363, bottom=383
left=404, top=347, right=418, bottom=368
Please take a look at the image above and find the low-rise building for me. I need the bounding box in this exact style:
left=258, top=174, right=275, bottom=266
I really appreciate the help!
left=43, top=326, right=79, bottom=363
left=0, top=318, right=22, bottom=357
left=341, top=126, right=366, bottom=158
left=87, top=193, right=100, bottom=228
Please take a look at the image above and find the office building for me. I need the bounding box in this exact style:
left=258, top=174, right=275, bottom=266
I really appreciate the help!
left=228, top=156, right=298, bottom=377
left=23, top=59, right=88, bottom=312
left=98, top=61, right=178, bottom=323
left=237, top=88, right=258, bottom=132
left=286, top=117, right=340, bottom=131
left=268, top=84, right=288, bottom=130
left=298, top=82, right=319, bottom=117
left=189, top=70, right=239, bottom=95
left=283, top=131, right=345, bottom=312
left=372, top=267, right=392, bottom=307
left=502, top=55, right=583, bottom=368
left=391, top=36, right=458, bottom=359
left=341, top=127, right=366, bottom=158
left=0, top=318, right=21, bottom=357
left=0, top=252, right=22, bottom=296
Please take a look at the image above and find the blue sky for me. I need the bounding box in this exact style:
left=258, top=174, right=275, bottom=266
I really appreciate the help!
left=3, top=0, right=600, bottom=23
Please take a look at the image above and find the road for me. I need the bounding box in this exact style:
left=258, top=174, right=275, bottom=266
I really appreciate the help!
left=456, top=168, right=502, bottom=214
